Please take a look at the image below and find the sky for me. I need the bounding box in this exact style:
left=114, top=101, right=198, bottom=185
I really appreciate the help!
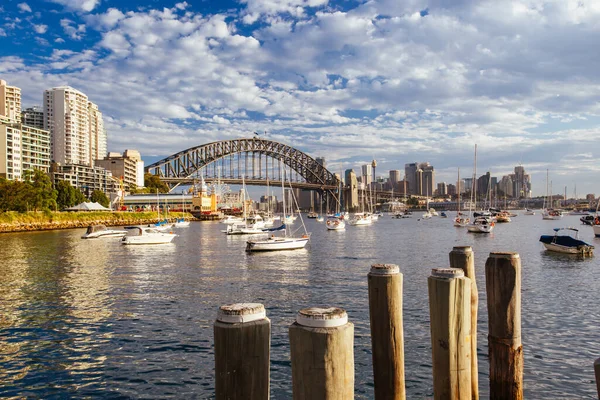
left=1, top=0, right=599, bottom=197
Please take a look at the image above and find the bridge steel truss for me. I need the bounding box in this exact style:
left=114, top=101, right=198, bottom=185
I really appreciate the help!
left=145, top=138, right=342, bottom=203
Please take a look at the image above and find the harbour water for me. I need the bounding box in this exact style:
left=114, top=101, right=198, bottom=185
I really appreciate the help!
left=0, top=213, right=598, bottom=398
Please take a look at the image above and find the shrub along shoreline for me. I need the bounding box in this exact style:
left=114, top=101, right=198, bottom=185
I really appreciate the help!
left=0, top=211, right=192, bottom=233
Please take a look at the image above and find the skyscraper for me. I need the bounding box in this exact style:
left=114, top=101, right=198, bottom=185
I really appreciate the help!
left=88, top=101, right=107, bottom=164
left=389, top=169, right=401, bottom=188
left=404, top=162, right=418, bottom=194
left=361, top=164, right=372, bottom=186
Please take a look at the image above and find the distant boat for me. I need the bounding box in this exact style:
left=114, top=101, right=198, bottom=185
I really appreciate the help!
left=81, top=224, right=126, bottom=239
left=307, top=211, right=318, bottom=219
left=440, top=211, right=448, bottom=218
left=349, top=212, right=373, bottom=226
left=539, top=227, right=594, bottom=255
left=121, top=226, right=177, bottom=245
left=524, top=208, right=536, bottom=215
left=541, top=170, right=563, bottom=220
left=580, top=215, right=594, bottom=226
left=326, top=217, right=345, bottom=230
left=466, top=145, right=494, bottom=234
left=174, top=218, right=190, bottom=228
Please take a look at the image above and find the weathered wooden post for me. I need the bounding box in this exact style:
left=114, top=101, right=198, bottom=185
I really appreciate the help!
left=449, top=246, right=479, bottom=400
left=289, top=307, right=354, bottom=399
left=428, top=268, right=472, bottom=400
left=594, top=358, right=600, bottom=398
left=214, top=303, right=270, bottom=400
left=368, top=263, right=406, bottom=400
left=485, top=252, right=523, bottom=400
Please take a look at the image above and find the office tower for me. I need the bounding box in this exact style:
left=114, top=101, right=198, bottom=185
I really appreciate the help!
left=437, top=182, right=447, bottom=196
left=361, top=164, right=372, bottom=186
left=389, top=170, right=401, bottom=188
left=0, top=79, right=21, bottom=123
left=44, top=86, right=107, bottom=167
left=447, top=183, right=457, bottom=196
left=419, top=162, right=435, bottom=197
left=404, top=163, right=418, bottom=195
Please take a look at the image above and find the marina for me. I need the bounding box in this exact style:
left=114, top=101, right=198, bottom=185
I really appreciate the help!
left=0, top=212, right=598, bottom=398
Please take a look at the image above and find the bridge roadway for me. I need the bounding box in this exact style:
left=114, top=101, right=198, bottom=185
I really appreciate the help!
left=161, top=177, right=338, bottom=191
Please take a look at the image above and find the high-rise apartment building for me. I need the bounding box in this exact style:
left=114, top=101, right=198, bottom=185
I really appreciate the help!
left=44, top=86, right=106, bottom=167
left=88, top=102, right=107, bottom=165
left=22, top=106, right=44, bottom=129
left=437, top=182, right=447, bottom=196
left=419, top=162, right=435, bottom=196
left=389, top=169, right=401, bottom=190
left=0, top=80, right=22, bottom=123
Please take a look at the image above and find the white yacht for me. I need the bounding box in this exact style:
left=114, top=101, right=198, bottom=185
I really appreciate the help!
left=121, top=227, right=177, bottom=245
left=81, top=224, right=127, bottom=239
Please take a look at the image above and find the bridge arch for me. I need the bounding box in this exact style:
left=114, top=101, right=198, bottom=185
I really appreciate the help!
left=145, top=138, right=341, bottom=194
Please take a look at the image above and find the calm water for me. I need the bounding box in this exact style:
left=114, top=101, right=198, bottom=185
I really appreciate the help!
left=0, top=213, right=598, bottom=398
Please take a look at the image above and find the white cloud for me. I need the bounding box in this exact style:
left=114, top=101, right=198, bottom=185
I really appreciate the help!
left=4, top=0, right=600, bottom=194
left=60, top=19, right=86, bottom=40
left=0, top=28, right=6, bottom=37
left=33, top=24, right=48, bottom=34
left=17, top=3, right=32, bottom=13
left=50, top=0, right=100, bottom=13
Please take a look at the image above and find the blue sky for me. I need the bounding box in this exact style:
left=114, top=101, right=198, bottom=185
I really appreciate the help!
left=1, top=0, right=600, bottom=197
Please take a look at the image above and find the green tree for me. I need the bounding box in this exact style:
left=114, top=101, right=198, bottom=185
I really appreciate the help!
left=90, top=190, right=110, bottom=208
left=144, top=173, right=169, bottom=193
left=56, top=180, right=87, bottom=210
left=23, top=169, right=57, bottom=211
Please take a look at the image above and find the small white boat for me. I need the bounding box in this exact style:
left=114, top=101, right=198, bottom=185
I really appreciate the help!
left=121, top=227, right=177, bottom=245
left=467, top=216, right=495, bottom=233
left=542, top=209, right=563, bottom=220
left=524, top=208, right=536, bottom=215
left=454, top=215, right=470, bottom=227
left=174, top=218, right=190, bottom=228
left=429, top=208, right=439, bottom=217
left=81, top=224, right=127, bottom=239
left=326, top=217, right=345, bottom=230
left=421, top=211, right=432, bottom=219
left=246, top=235, right=309, bottom=251
left=348, top=213, right=373, bottom=226
left=221, top=215, right=244, bottom=225
left=568, top=210, right=589, bottom=216
left=539, top=227, right=594, bottom=255
left=316, top=215, right=324, bottom=222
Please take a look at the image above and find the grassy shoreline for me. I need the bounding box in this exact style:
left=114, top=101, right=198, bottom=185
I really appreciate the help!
left=0, top=211, right=192, bottom=233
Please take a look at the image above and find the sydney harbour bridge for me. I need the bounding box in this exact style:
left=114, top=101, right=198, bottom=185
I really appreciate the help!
left=145, top=138, right=393, bottom=209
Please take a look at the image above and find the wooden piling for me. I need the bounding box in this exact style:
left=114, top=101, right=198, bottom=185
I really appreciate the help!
left=428, top=268, right=472, bottom=400
left=368, top=263, right=406, bottom=400
left=449, top=246, right=479, bottom=400
left=214, top=303, right=270, bottom=400
left=595, top=358, right=600, bottom=398
left=289, top=307, right=354, bottom=400
left=485, top=252, right=523, bottom=400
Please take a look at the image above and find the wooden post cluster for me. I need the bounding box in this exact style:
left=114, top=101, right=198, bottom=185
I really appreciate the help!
left=214, top=303, right=270, bottom=400
left=368, top=263, right=406, bottom=400
left=485, top=252, right=523, bottom=400
left=289, top=307, right=354, bottom=399
left=449, top=246, right=479, bottom=400
left=428, top=268, right=472, bottom=400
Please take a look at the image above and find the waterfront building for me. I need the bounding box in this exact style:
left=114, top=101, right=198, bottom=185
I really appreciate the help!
left=50, top=162, right=116, bottom=197
left=44, top=86, right=107, bottom=167
left=0, top=79, right=21, bottom=123
left=95, top=149, right=144, bottom=189
left=21, top=106, right=44, bottom=129
left=0, top=115, right=51, bottom=180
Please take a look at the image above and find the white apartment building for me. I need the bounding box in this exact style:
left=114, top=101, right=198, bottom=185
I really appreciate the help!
left=0, top=79, right=22, bottom=124
left=22, top=106, right=44, bottom=129
left=44, top=86, right=106, bottom=167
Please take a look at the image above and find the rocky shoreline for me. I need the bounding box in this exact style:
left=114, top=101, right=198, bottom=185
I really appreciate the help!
left=0, top=212, right=193, bottom=233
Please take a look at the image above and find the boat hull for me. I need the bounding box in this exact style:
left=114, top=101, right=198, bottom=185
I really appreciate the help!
left=246, top=237, right=309, bottom=251
left=542, top=242, right=593, bottom=255
left=122, top=234, right=176, bottom=245
left=326, top=219, right=345, bottom=230
left=81, top=230, right=127, bottom=239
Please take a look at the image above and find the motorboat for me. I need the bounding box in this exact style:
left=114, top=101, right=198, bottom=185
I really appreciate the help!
left=307, top=211, right=318, bottom=219
left=542, top=209, right=563, bottom=220
left=225, top=215, right=267, bottom=235
left=539, top=227, right=594, bottom=256
left=221, top=215, right=244, bottom=225
left=580, top=215, right=594, bottom=226
left=429, top=208, right=439, bottom=217
left=454, top=214, right=470, bottom=227
left=421, top=211, right=432, bottom=219
left=440, top=211, right=448, bottom=218
left=467, top=216, right=495, bottom=233
left=121, top=226, right=177, bottom=245
left=326, top=217, right=346, bottom=230
left=524, top=208, right=536, bottom=215
left=81, top=224, right=127, bottom=239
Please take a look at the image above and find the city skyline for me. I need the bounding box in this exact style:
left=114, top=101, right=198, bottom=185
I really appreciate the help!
left=1, top=1, right=599, bottom=196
